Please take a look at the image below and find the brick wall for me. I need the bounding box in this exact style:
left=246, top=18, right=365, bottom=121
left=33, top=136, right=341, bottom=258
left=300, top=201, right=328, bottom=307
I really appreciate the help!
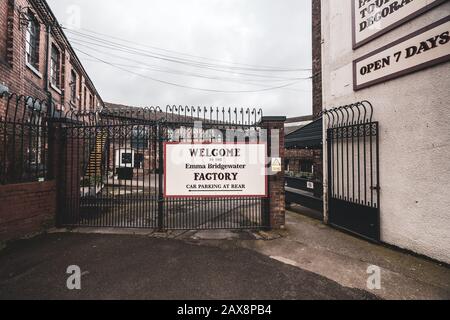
left=49, top=124, right=83, bottom=226
left=312, top=0, right=322, bottom=117
left=285, top=148, right=323, bottom=181
left=0, top=0, right=104, bottom=239
left=0, top=0, right=102, bottom=114
left=0, top=0, right=47, bottom=101
left=0, top=0, right=8, bottom=64
left=0, top=181, right=56, bottom=241
left=0, top=119, right=61, bottom=241
left=63, top=132, right=83, bottom=225
left=0, top=118, right=84, bottom=241
left=262, top=117, right=287, bottom=229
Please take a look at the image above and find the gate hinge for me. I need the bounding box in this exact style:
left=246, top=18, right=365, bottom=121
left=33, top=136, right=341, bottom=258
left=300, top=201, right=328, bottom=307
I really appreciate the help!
left=370, top=185, right=380, bottom=191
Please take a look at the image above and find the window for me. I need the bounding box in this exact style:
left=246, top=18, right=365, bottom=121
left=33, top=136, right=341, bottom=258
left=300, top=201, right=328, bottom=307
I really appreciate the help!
left=89, top=93, right=93, bottom=109
left=83, top=86, right=87, bottom=110
left=70, top=70, right=77, bottom=104
left=0, top=3, right=7, bottom=61
left=131, top=128, right=149, bottom=150
left=121, top=153, right=133, bottom=165
left=300, top=160, right=314, bottom=174
left=25, top=11, right=39, bottom=69
left=285, top=159, right=290, bottom=172
left=50, top=45, right=61, bottom=88
left=134, top=153, right=144, bottom=169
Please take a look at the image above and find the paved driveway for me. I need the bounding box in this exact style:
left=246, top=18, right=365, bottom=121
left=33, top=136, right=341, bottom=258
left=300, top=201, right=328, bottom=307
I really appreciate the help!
left=0, top=233, right=377, bottom=300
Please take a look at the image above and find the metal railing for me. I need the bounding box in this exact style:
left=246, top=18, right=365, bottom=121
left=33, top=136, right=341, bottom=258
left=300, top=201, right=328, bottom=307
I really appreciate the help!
left=0, top=89, right=265, bottom=186
left=322, top=101, right=380, bottom=241
left=0, top=93, right=51, bottom=185
left=60, top=107, right=269, bottom=230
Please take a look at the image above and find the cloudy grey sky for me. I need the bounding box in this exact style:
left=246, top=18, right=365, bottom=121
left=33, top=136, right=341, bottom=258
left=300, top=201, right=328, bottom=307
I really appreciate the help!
left=47, top=0, right=312, bottom=117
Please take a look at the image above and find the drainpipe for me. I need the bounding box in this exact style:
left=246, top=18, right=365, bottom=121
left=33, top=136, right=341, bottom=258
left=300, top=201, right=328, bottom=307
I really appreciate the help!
left=44, top=24, right=53, bottom=116
left=322, top=115, right=329, bottom=224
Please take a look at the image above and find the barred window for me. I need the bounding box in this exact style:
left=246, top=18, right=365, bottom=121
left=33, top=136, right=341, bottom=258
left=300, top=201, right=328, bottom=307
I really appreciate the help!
left=25, top=11, right=39, bottom=69
left=50, top=44, right=61, bottom=88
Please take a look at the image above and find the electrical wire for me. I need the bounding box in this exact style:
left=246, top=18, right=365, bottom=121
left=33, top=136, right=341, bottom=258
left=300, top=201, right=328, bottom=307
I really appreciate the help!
left=72, top=40, right=311, bottom=83
left=70, top=38, right=310, bottom=81
left=74, top=47, right=304, bottom=93
left=79, top=56, right=310, bottom=93
left=63, top=26, right=311, bottom=72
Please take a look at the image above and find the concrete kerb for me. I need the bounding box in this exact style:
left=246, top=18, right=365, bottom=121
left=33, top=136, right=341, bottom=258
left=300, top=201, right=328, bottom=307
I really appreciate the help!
left=47, top=227, right=285, bottom=242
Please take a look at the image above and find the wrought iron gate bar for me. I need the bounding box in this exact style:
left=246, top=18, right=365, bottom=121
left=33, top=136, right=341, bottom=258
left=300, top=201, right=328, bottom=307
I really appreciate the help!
left=1, top=90, right=269, bottom=231
left=322, top=101, right=380, bottom=242
left=61, top=105, right=264, bottom=126
left=0, top=93, right=55, bottom=185
left=58, top=105, right=267, bottom=231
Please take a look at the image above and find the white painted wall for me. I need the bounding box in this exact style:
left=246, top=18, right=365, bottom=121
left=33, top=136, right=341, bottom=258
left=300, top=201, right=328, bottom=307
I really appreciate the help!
left=321, top=1, right=450, bottom=263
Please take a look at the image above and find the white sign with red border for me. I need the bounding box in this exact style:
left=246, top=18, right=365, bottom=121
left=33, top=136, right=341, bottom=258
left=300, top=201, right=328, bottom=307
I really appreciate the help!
left=164, top=143, right=268, bottom=198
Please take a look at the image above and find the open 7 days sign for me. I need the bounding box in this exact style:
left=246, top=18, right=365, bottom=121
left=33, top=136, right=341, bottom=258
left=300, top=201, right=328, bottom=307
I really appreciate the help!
left=164, top=143, right=268, bottom=198
left=354, top=16, right=450, bottom=90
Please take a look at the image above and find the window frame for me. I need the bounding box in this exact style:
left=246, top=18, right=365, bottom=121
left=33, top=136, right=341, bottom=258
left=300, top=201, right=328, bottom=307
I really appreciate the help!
left=89, top=93, right=93, bottom=109
left=83, top=86, right=87, bottom=111
left=25, top=11, right=40, bottom=70
left=300, top=160, right=314, bottom=174
left=70, top=69, right=77, bottom=104
left=50, top=44, right=61, bottom=89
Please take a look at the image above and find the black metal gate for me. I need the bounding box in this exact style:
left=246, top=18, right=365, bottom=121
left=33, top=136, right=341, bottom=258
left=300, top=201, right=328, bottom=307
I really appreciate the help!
left=58, top=106, right=269, bottom=230
left=324, top=102, right=380, bottom=242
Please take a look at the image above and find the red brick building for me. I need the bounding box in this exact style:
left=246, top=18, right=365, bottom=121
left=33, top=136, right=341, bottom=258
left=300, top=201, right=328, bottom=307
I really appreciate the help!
left=0, top=0, right=102, bottom=116
left=284, top=117, right=324, bottom=215
left=0, top=0, right=102, bottom=241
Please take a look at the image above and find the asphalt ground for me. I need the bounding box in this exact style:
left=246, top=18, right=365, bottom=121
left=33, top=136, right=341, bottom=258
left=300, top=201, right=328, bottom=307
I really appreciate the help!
left=0, top=233, right=378, bottom=300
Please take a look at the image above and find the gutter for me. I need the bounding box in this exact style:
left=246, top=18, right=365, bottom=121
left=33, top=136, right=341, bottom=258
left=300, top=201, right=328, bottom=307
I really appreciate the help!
left=44, top=24, right=53, bottom=115
left=44, top=25, right=50, bottom=93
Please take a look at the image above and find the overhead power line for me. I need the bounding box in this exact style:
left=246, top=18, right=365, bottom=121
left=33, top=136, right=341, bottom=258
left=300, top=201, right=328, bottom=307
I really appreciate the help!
left=71, top=41, right=311, bottom=92
left=79, top=56, right=310, bottom=93
left=63, top=26, right=311, bottom=72
left=80, top=57, right=308, bottom=86
left=74, top=48, right=303, bottom=93
left=70, top=40, right=311, bottom=82
left=66, top=34, right=309, bottom=75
